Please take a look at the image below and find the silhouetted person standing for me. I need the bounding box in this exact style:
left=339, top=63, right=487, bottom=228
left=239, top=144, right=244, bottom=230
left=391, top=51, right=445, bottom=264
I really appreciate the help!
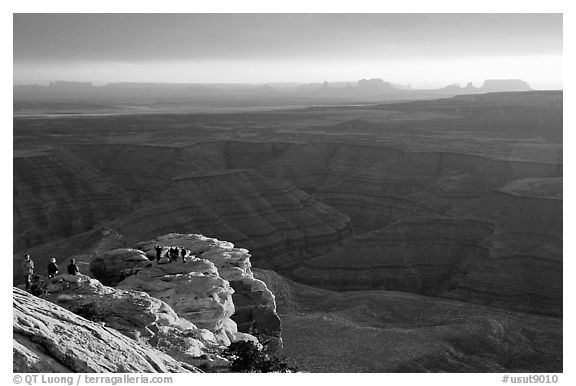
left=47, top=258, right=59, bottom=278
left=22, top=254, right=34, bottom=291
left=181, top=248, right=188, bottom=263
left=67, top=259, right=80, bottom=275
left=154, top=246, right=162, bottom=262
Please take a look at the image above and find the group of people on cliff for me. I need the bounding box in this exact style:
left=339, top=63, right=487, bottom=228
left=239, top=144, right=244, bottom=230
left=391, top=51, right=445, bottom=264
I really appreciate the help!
left=154, top=245, right=189, bottom=263
left=21, top=254, right=80, bottom=291
left=21, top=245, right=192, bottom=291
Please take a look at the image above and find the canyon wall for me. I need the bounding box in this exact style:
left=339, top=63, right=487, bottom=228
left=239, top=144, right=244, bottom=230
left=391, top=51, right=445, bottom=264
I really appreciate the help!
left=13, top=140, right=561, bottom=317
left=13, top=149, right=131, bottom=252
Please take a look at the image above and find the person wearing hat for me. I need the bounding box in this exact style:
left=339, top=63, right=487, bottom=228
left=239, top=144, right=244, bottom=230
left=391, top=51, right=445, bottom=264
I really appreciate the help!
left=21, top=254, right=35, bottom=291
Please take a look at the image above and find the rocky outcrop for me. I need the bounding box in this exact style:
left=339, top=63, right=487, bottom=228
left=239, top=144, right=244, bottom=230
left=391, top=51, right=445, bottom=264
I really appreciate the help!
left=39, top=273, right=242, bottom=370
left=116, top=259, right=236, bottom=345
left=89, top=248, right=152, bottom=286
left=84, top=233, right=282, bottom=350
left=13, top=287, right=196, bottom=373
left=42, top=273, right=218, bottom=348
left=133, top=234, right=283, bottom=352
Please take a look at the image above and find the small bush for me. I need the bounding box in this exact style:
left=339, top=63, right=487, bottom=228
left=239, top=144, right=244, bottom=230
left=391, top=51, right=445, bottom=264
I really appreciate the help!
left=223, top=340, right=296, bottom=373
left=156, top=330, right=190, bottom=353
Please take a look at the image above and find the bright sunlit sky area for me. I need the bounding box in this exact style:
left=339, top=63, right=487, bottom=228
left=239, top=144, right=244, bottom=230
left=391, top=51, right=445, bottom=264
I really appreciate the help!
left=13, top=13, right=563, bottom=89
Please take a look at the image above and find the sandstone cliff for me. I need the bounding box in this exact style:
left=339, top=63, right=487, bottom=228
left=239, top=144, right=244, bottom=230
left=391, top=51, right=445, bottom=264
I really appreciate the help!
left=87, top=233, right=282, bottom=351
left=134, top=233, right=283, bottom=352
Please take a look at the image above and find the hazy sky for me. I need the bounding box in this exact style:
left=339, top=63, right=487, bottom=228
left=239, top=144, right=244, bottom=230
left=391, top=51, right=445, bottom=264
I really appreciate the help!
left=13, top=14, right=563, bottom=88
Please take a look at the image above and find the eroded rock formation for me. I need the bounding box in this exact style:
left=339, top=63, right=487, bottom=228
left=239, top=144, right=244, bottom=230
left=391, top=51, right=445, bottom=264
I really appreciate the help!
left=134, top=233, right=283, bottom=352
left=116, top=260, right=236, bottom=345
left=42, top=273, right=219, bottom=348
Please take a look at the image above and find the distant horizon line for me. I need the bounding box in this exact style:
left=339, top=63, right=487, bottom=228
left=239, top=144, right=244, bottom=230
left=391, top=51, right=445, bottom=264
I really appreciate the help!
left=14, top=78, right=561, bottom=90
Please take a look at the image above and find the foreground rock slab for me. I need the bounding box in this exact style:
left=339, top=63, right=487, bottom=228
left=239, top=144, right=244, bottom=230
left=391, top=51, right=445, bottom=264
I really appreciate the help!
left=13, top=287, right=197, bottom=373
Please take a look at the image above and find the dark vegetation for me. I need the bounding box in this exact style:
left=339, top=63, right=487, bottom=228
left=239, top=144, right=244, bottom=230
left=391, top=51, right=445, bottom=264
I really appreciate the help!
left=223, top=341, right=296, bottom=373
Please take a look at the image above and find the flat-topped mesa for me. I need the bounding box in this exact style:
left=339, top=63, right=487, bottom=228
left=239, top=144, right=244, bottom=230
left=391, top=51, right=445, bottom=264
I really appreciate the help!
left=480, top=79, right=531, bottom=92
left=134, top=233, right=283, bottom=353
left=13, top=287, right=197, bottom=373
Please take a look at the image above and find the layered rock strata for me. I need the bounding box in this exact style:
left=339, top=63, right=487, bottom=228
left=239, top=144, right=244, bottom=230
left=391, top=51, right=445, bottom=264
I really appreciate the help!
left=13, top=149, right=131, bottom=252
left=444, top=178, right=562, bottom=316
left=292, top=218, right=494, bottom=293
left=112, top=169, right=351, bottom=268
left=14, top=139, right=560, bottom=277
left=292, top=176, right=563, bottom=317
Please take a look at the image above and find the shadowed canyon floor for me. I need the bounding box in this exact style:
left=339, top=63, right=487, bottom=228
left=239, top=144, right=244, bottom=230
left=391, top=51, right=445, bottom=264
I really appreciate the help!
left=254, top=269, right=562, bottom=372
left=13, top=91, right=562, bottom=372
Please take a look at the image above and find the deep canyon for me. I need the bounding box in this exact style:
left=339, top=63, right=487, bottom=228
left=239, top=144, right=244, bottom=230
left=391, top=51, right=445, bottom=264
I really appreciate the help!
left=13, top=91, right=562, bottom=372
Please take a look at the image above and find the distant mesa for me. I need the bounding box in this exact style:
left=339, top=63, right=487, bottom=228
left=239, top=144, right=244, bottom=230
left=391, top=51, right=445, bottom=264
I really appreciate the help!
left=357, top=78, right=398, bottom=92
left=440, top=79, right=531, bottom=94
left=481, top=79, right=531, bottom=92
left=14, top=78, right=535, bottom=107
left=49, top=81, right=94, bottom=89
